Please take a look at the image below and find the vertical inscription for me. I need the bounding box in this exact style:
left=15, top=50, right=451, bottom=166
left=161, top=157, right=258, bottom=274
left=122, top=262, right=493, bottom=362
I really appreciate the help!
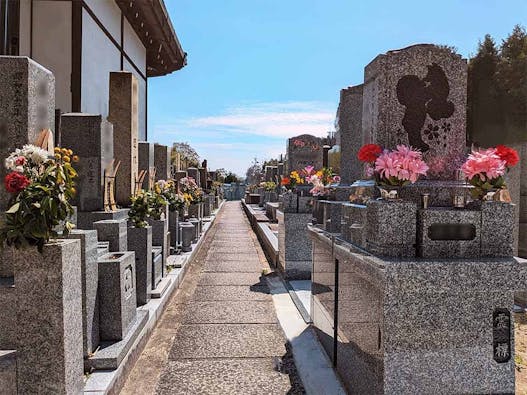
left=493, top=308, right=511, bottom=363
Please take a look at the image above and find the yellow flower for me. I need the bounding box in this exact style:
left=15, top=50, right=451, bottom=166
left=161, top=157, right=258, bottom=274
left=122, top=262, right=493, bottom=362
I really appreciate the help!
left=70, top=187, right=76, bottom=195
left=54, top=147, right=61, bottom=153
left=61, top=148, right=68, bottom=155
left=72, top=155, right=79, bottom=162
left=54, top=153, right=62, bottom=160
left=68, top=149, right=73, bottom=156
left=63, top=155, right=71, bottom=163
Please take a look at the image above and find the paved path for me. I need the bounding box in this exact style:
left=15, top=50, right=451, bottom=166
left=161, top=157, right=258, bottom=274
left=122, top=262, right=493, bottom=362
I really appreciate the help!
left=121, top=201, right=305, bottom=394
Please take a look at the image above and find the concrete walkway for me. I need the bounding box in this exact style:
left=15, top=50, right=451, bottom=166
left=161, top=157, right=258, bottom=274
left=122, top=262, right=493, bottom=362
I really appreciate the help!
left=120, top=201, right=305, bottom=394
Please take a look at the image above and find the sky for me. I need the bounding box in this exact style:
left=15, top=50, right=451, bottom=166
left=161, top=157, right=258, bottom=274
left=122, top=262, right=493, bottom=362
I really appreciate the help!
left=148, top=0, right=527, bottom=176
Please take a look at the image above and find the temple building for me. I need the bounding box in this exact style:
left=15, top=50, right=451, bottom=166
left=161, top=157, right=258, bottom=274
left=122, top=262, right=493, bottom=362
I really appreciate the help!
left=0, top=0, right=186, bottom=140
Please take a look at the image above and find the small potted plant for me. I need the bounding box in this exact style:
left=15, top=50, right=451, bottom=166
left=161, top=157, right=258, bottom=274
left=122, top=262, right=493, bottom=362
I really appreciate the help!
left=263, top=181, right=278, bottom=203
left=180, top=177, right=203, bottom=218
left=357, top=144, right=429, bottom=200
left=461, top=145, right=519, bottom=201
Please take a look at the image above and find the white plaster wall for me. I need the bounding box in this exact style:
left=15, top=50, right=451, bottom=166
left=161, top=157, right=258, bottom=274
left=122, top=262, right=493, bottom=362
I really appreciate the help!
left=124, top=59, right=146, bottom=140
left=30, top=1, right=72, bottom=112
left=18, top=0, right=31, bottom=56
left=84, top=0, right=121, bottom=41
left=81, top=9, right=121, bottom=120
left=123, top=18, right=146, bottom=74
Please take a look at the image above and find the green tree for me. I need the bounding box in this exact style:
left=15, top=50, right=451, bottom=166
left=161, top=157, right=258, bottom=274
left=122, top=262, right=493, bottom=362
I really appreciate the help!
left=215, top=168, right=228, bottom=183
left=245, top=157, right=263, bottom=185
left=467, top=34, right=503, bottom=146
left=224, top=172, right=239, bottom=183
left=496, top=24, right=527, bottom=142
left=171, top=142, right=200, bottom=169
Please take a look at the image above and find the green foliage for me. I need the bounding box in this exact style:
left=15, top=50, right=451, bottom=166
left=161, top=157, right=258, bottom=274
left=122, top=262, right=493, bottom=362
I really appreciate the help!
left=224, top=172, right=239, bottom=184
left=0, top=157, right=77, bottom=253
left=156, top=180, right=185, bottom=212
left=148, top=191, right=168, bottom=220
left=263, top=181, right=276, bottom=191
left=468, top=25, right=527, bottom=145
left=128, top=190, right=152, bottom=228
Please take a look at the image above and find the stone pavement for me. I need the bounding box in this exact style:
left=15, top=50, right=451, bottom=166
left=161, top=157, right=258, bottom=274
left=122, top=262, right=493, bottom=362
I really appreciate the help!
left=120, top=201, right=305, bottom=394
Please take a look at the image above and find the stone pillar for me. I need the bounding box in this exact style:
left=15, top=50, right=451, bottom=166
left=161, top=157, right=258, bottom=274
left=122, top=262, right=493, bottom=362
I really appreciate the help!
left=93, top=219, right=128, bottom=252
left=15, top=240, right=84, bottom=394
left=338, top=85, right=364, bottom=184
left=138, top=141, right=154, bottom=190
left=0, top=56, right=55, bottom=212
left=62, top=230, right=99, bottom=358
left=109, top=72, right=139, bottom=206
left=154, top=144, right=171, bottom=181
left=61, top=114, right=114, bottom=211
left=127, top=226, right=152, bottom=305
left=199, top=167, right=208, bottom=189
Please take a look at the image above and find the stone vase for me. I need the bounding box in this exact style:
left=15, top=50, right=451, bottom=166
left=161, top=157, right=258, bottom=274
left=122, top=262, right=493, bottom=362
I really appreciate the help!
left=14, top=240, right=84, bottom=394
left=127, top=226, right=152, bottom=305
left=169, top=210, right=179, bottom=248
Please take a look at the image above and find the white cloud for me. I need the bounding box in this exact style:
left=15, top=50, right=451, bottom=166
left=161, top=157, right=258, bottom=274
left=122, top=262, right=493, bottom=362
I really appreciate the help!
left=153, top=100, right=335, bottom=139
left=150, top=100, right=336, bottom=174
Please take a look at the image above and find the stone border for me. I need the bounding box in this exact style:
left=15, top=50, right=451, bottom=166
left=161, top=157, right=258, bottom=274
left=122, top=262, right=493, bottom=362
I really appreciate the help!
left=83, top=201, right=225, bottom=394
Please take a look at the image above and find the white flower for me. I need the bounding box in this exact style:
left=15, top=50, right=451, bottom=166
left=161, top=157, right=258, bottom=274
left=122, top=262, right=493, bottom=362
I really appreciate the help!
left=21, top=144, right=49, bottom=164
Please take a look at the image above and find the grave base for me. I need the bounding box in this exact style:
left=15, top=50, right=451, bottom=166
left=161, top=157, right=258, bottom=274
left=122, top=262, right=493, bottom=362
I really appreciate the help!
left=77, top=209, right=129, bottom=230
left=85, top=310, right=149, bottom=371
left=151, top=277, right=172, bottom=299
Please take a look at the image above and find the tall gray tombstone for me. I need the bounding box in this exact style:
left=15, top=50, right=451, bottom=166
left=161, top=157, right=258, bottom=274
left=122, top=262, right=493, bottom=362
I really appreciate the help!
left=187, top=167, right=200, bottom=186
left=198, top=167, right=208, bottom=189
left=61, top=114, right=113, bottom=211
left=108, top=72, right=139, bottom=206
left=338, top=85, right=364, bottom=184
left=362, top=44, right=467, bottom=180
left=154, top=143, right=171, bottom=181
left=0, top=56, right=55, bottom=212
left=138, top=141, right=154, bottom=190
left=286, top=134, right=323, bottom=173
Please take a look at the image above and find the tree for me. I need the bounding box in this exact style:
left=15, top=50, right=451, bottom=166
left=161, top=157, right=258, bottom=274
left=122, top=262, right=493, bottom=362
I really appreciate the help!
left=171, top=142, right=200, bottom=169
left=496, top=25, right=527, bottom=142
left=262, top=158, right=279, bottom=168
left=224, top=172, right=239, bottom=184
left=215, top=168, right=228, bottom=183
left=467, top=34, right=503, bottom=146
left=245, top=157, right=263, bottom=185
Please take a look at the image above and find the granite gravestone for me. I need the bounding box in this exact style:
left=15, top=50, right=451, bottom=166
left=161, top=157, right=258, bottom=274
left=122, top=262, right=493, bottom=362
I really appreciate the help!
left=61, top=114, right=113, bottom=212
left=154, top=144, right=171, bottom=181
left=187, top=167, right=200, bottom=186
left=362, top=44, right=467, bottom=180
left=138, top=142, right=154, bottom=190
left=0, top=56, right=55, bottom=212
left=109, top=72, right=139, bottom=206
left=286, top=134, right=323, bottom=173
left=337, top=85, right=364, bottom=184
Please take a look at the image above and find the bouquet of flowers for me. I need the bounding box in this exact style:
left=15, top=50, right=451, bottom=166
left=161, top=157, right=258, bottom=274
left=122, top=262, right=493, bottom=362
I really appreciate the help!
left=305, top=166, right=341, bottom=196
left=358, top=144, right=429, bottom=187
left=180, top=177, right=203, bottom=203
left=155, top=179, right=186, bottom=211
left=281, top=170, right=304, bottom=190
left=461, top=145, right=519, bottom=200
left=1, top=145, right=79, bottom=251
left=261, top=181, right=277, bottom=192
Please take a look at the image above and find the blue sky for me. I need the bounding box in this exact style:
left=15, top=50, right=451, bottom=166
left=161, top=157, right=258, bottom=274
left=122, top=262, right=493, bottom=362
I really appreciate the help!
left=148, top=0, right=526, bottom=176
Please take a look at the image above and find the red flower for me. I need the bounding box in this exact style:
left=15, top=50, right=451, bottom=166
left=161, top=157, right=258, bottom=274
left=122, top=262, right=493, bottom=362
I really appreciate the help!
left=281, top=177, right=290, bottom=185
left=4, top=172, right=30, bottom=194
left=496, top=145, right=519, bottom=167
left=15, top=156, right=26, bottom=166
left=358, top=144, right=383, bottom=163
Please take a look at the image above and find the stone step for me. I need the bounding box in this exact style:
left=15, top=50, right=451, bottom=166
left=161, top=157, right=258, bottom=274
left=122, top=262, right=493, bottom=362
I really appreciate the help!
left=151, top=277, right=172, bottom=299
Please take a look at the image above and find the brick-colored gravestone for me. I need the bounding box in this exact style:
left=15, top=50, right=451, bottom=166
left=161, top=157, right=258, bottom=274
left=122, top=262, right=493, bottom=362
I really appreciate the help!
left=286, top=134, right=323, bottom=173
left=337, top=85, right=364, bottom=184
left=362, top=44, right=467, bottom=180
left=61, top=114, right=114, bottom=211
left=138, top=141, right=154, bottom=190
left=0, top=56, right=55, bottom=212
left=154, top=143, right=171, bottom=181
left=109, top=72, right=139, bottom=206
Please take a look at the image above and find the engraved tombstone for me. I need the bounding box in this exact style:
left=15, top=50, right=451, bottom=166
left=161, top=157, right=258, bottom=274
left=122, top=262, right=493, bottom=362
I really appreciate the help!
left=138, top=141, right=154, bottom=190
left=286, top=134, right=323, bottom=173
left=0, top=57, right=55, bottom=211
left=154, top=144, right=171, bottom=181
left=362, top=44, right=467, bottom=179
left=109, top=72, right=139, bottom=206
left=61, top=114, right=113, bottom=211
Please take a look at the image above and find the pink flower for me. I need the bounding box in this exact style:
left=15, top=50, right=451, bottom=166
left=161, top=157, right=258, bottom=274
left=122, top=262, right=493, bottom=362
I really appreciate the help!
left=461, top=148, right=506, bottom=182
left=15, top=156, right=26, bottom=166
left=333, top=175, right=341, bottom=184
left=304, top=165, right=314, bottom=175
left=373, top=146, right=428, bottom=185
